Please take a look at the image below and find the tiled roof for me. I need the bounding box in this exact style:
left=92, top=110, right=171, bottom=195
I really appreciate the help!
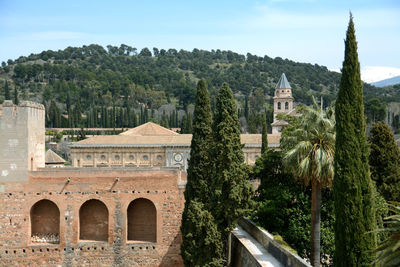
left=271, top=120, right=290, bottom=126
left=74, top=133, right=280, bottom=146
left=45, top=149, right=66, bottom=164
left=276, top=73, right=291, bottom=89
left=73, top=122, right=281, bottom=147
left=120, top=122, right=179, bottom=136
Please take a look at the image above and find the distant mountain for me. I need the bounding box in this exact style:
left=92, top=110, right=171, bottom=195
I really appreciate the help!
left=0, top=44, right=393, bottom=129
left=372, top=75, right=400, bottom=87
left=361, top=66, right=400, bottom=84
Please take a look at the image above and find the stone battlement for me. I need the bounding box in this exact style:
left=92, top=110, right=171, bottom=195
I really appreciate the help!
left=1, top=100, right=44, bottom=110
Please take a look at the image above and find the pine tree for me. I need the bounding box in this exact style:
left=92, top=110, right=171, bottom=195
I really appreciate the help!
left=261, top=119, right=268, bottom=154
left=211, top=83, right=254, bottom=261
left=369, top=121, right=400, bottom=201
left=181, top=79, right=223, bottom=266
left=334, top=14, right=376, bottom=266
left=4, top=81, right=10, bottom=100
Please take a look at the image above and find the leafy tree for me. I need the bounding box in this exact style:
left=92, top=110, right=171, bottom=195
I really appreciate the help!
left=139, top=47, right=152, bottom=57
left=369, top=121, right=400, bottom=201
left=250, top=87, right=265, bottom=112
left=181, top=79, right=223, bottom=266
left=282, top=97, right=335, bottom=266
left=252, top=149, right=335, bottom=264
left=365, top=98, right=386, bottom=123
left=211, top=83, right=254, bottom=261
left=4, top=81, right=10, bottom=100
left=334, top=14, right=377, bottom=266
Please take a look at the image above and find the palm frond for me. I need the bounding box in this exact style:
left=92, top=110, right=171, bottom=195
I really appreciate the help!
left=375, top=202, right=400, bottom=266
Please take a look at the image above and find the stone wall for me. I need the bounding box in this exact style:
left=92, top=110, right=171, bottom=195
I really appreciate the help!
left=0, top=168, right=186, bottom=267
left=0, top=100, right=45, bottom=182
left=231, top=218, right=311, bottom=267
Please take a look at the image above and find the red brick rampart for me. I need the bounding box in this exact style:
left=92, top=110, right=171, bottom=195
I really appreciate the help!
left=0, top=168, right=186, bottom=266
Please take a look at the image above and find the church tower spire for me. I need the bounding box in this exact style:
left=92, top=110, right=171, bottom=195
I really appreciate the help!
left=271, top=73, right=294, bottom=134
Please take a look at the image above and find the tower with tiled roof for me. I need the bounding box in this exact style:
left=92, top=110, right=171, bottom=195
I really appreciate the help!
left=271, top=73, right=295, bottom=134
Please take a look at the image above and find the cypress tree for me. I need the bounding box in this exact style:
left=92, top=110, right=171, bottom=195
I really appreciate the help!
left=4, top=81, right=10, bottom=100
left=334, top=14, right=376, bottom=266
left=211, top=83, right=254, bottom=261
left=261, top=119, right=268, bottom=154
left=13, top=85, right=19, bottom=105
left=369, top=121, right=400, bottom=201
left=181, top=79, right=223, bottom=266
left=244, top=95, right=249, bottom=122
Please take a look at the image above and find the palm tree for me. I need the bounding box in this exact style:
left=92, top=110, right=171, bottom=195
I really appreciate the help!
left=281, top=97, right=335, bottom=266
left=375, top=202, right=400, bottom=266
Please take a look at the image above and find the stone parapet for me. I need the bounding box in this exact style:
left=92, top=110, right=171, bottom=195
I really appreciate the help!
left=231, top=218, right=311, bottom=267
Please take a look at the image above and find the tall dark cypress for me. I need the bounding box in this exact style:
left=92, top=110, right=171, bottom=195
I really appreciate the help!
left=212, top=83, right=254, bottom=260
left=261, top=119, right=268, bottom=154
left=334, top=14, right=376, bottom=266
left=4, top=81, right=10, bottom=100
left=181, top=79, right=223, bottom=266
left=369, top=121, right=400, bottom=201
left=13, top=85, right=19, bottom=105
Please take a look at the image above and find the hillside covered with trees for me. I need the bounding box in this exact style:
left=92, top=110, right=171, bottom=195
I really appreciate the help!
left=0, top=44, right=393, bottom=131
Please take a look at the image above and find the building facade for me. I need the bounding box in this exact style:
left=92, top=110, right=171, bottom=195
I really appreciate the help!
left=69, top=122, right=281, bottom=170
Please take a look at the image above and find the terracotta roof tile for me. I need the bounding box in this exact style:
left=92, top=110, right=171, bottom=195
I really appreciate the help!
left=45, top=149, right=66, bottom=163
left=120, top=122, right=179, bottom=136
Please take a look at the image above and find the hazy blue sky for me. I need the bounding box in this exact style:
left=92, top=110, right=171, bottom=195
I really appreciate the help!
left=0, top=0, right=399, bottom=70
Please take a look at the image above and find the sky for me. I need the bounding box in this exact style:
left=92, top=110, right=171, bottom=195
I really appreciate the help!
left=0, top=0, right=399, bottom=73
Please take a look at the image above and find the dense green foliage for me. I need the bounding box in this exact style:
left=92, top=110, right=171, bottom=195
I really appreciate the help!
left=181, top=79, right=223, bottom=266
left=181, top=200, right=223, bottom=267
left=211, top=83, right=254, bottom=258
left=333, top=15, right=377, bottom=266
left=365, top=98, right=386, bottom=123
left=369, top=122, right=400, bottom=202
left=282, top=98, right=335, bottom=266
left=252, top=150, right=335, bottom=265
left=0, top=43, right=390, bottom=130
left=375, top=202, right=400, bottom=266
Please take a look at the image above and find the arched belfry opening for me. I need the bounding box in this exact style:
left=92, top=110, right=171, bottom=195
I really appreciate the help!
left=127, top=198, right=156, bottom=242
left=79, top=199, right=109, bottom=241
left=30, top=199, right=60, bottom=244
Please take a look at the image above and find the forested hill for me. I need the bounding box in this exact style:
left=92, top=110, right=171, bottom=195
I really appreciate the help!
left=0, top=44, right=392, bottom=131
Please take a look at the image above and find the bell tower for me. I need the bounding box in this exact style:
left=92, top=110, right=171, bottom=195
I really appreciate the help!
left=271, top=73, right=294, bottom=134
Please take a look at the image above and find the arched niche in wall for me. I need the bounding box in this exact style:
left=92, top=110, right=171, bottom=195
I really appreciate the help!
left=79, top=199, right=109, bottom=242
left=127, top=198, right=156, bottom=242
left=30, top=199, right=60, bottom=244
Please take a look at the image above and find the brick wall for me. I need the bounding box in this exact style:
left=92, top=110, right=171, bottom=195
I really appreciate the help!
left=0, top=168, right=186, bottom=267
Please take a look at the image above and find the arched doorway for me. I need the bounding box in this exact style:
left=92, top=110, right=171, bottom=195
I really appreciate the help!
left=79, top=199, right=109, bottom=241
left=127, top=198, right=156, bottom=242
left=30, top=199, right=60, bottom=244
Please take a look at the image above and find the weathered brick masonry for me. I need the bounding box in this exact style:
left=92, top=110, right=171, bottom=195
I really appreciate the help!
left=0, top=168, right=186, bottom=266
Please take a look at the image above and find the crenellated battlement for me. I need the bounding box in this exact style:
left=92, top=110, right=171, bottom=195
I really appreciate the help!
left=19, top=100, right=45, bottom=110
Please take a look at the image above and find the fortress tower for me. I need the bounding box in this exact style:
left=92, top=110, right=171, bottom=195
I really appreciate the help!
left=0, top=100, right=45, bottom=181
left=271, top=73, right=295, bottom=134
